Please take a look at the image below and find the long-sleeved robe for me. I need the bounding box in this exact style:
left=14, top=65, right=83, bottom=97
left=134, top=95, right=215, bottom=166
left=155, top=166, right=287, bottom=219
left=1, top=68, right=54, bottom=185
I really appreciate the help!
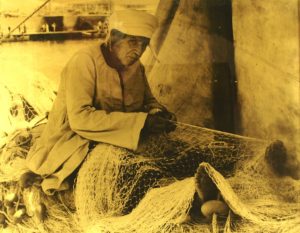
left=26, top=44, right=164, bottom=194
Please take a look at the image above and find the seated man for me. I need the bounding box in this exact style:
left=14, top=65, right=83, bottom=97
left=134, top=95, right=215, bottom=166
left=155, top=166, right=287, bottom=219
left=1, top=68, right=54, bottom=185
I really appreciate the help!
left=25, top=10, right=176, bottom=195
left=21, top=9, right=299, bottom=221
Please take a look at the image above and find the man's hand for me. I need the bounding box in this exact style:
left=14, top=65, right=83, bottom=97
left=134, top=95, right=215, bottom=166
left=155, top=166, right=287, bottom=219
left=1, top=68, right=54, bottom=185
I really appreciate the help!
left=148, top=108, right=177, bottom=122
left=156, top=109, right=177, bottom=122
left=143, top=115, right=176, bottom=134
left=143, top=110, right=177, bottom=134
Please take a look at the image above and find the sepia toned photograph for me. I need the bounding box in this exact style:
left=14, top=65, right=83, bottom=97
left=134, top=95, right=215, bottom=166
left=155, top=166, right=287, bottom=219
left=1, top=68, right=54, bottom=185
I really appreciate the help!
left=0, top=0, right=299, bottom=232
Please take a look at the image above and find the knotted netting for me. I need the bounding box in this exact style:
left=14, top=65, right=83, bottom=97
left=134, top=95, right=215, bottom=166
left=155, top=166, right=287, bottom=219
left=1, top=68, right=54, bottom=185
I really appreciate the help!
left=0, top=126, right=81, bottom=233
left=0, top=60, right=299, bottom=232
left=0, top=61, right=78, bottom=232
left=75, top=122, right=300, bottom=233
left=0, top=59, right=56, bottom=147
left=0, top=115, right=299, bottom=233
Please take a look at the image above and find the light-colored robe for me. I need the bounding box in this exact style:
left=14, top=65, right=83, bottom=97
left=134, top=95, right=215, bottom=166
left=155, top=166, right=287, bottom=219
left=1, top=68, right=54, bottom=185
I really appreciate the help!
left=26, top=44, right=164, bottom=194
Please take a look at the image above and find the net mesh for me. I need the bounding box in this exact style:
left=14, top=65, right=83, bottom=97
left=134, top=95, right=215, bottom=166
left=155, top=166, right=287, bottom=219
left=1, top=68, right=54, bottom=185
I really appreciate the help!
left=0, top=73, right=299, bottom=232
left=0, top=66, right=77, bottom=232
left=75, top=122, right=300, bottom=233
left=0, top=126, right=81, bottom=233
left=0, top=120, right=299, bottom=232
left=0, top=60, right=56, bottom=146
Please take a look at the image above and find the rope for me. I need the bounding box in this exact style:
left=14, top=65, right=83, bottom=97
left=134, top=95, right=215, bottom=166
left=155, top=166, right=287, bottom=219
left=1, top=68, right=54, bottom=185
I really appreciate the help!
left=173, top=121, right=267, bottom=143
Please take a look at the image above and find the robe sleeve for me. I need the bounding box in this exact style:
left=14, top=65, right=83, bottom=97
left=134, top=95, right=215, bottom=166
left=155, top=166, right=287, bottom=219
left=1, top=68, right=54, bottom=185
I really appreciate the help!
left=141, top=66, right=166, bottom=112
left=64, top=52, right=147, bottom=151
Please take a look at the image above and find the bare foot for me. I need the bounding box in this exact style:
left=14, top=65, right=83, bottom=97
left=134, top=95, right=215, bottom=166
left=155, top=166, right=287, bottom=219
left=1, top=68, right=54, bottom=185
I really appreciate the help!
left=19, top=171, right=42, bottom=188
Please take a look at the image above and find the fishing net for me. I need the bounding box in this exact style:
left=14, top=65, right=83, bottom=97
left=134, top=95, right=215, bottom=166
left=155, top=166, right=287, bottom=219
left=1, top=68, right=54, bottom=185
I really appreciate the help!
left=0, top=61, right=78, bottom=232
left=0, top=126, right=80, bottom=233
left=0, top=120, right=299, bottom=233
left=0, top=59, right=56, bottom=147
left=0, top=64, right=299, bottom=232
left=75, top=122, right=300, bottom=233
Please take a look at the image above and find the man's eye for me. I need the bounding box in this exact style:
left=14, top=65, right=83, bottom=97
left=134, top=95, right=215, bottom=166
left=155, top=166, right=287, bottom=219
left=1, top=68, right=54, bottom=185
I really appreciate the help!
left=128, top=38, right=136, bottom=44
left=127, top=37, right=148, bottom=47
left=127, top=37, right=136, bottom=41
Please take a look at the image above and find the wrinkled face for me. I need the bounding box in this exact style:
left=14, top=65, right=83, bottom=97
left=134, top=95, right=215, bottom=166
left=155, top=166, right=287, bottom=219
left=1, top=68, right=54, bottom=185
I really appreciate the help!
left=110, top=33, right=150, bottom=67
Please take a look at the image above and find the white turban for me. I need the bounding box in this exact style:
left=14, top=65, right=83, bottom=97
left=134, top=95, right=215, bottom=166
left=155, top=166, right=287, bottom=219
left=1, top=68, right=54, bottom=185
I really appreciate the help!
left=109, top=10, right=158, bottom=39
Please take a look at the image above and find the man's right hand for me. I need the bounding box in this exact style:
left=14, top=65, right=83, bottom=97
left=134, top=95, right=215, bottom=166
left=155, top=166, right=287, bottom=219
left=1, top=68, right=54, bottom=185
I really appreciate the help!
left=143, top=114, right=176, bottom=134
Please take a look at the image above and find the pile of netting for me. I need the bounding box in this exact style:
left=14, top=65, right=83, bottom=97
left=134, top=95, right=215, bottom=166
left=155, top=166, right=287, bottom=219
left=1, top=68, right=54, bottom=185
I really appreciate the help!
left=0, top=67, right=79, bottom=232
left=75, top=122, right=300, bottom=233
left=0, top=69, right=299, bottom=232
left=0, top=59, right=56, bottom=147
left=0, top=121, right=299, bottom=233
left=0, top=126, right=80, bottom=233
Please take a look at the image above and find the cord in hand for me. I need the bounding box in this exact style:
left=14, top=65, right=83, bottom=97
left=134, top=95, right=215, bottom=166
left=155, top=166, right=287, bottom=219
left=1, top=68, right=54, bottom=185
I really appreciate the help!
left=143, top=111, right=177, bottom=135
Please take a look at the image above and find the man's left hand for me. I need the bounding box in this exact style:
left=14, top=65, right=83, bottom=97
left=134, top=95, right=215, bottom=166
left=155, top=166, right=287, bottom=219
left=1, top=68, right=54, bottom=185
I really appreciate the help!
left=154, top=109, right=177, bottom=132
left=154, top=109, right=176, bottom=121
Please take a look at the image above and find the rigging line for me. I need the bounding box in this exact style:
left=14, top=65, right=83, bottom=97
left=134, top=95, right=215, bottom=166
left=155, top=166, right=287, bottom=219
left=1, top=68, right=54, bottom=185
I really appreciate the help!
left=8, top=0, right=52, bottom=36
left=171, top=120, right=268, bottom=143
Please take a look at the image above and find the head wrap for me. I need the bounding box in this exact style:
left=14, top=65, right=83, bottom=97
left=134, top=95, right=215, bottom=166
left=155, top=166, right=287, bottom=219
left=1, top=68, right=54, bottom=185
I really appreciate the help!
left=109, top=10, right=158, bottom=39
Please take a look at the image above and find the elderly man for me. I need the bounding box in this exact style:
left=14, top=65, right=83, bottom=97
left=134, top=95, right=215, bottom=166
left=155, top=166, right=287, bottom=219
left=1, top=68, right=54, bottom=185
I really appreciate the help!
left=21, top=10, right=299, bottom=223
left=25, top=10, right=176, bottom=195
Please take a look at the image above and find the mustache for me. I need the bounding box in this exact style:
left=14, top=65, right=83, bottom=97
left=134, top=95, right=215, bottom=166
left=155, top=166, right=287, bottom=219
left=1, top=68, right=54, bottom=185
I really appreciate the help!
left=127, top=49, right=141, bottom=58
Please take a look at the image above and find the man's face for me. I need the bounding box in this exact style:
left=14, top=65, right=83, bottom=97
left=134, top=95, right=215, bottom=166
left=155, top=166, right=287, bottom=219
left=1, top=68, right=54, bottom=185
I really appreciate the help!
left=111, top=35, right=149, bottom=67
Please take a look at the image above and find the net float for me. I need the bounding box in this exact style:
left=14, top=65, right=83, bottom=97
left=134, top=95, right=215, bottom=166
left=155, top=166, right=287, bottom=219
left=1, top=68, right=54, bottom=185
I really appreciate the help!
left=4, top=193, right=18, bottom=207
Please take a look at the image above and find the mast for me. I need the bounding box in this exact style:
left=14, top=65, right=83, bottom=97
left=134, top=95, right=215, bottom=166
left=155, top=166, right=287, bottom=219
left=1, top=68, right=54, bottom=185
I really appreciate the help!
left=9, top=0, right=52, bottom=35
